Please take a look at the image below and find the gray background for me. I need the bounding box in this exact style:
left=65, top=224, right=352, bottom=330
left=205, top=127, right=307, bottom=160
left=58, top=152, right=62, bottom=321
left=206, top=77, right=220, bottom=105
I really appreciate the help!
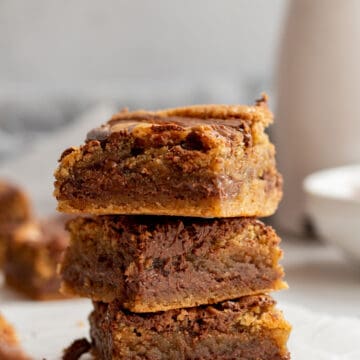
left=0, top=0, right=286, bottom=85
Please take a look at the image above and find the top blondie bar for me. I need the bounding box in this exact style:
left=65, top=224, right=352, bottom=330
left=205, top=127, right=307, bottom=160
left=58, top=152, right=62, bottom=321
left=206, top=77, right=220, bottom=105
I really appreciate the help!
left=54, top=95, right=282, bottom=217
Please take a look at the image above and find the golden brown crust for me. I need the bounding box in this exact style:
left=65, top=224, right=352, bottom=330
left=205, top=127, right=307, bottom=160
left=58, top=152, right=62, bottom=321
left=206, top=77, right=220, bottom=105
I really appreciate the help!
left=109, top=93, right=272, bottom=126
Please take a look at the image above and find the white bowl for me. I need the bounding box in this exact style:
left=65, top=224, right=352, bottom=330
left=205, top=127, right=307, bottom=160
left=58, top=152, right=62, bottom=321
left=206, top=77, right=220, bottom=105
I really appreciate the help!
left=303, top=164, right=360, bottom=262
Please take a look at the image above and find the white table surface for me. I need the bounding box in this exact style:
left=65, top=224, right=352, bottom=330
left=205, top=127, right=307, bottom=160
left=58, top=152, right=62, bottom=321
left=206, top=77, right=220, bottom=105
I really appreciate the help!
left=274, top=236, right=360, bottom=317
left=1, top=237, right=360, bottom=359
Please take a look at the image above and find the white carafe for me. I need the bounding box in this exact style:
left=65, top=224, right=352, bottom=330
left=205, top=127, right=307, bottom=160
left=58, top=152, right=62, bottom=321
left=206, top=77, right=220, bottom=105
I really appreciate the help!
left=274, top=0, right=360, bottom=235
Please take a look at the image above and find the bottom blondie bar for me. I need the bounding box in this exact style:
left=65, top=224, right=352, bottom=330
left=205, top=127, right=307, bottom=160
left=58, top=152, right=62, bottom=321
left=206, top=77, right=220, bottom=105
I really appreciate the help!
left=90, top=295, right=291, bottom=360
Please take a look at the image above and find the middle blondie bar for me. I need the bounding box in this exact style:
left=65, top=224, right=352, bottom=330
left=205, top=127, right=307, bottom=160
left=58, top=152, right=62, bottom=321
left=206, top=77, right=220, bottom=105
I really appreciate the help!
left=60, top=215, right=286, bottom=312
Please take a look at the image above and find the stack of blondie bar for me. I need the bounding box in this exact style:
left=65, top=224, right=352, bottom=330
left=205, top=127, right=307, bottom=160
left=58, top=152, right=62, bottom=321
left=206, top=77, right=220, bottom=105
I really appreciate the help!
left=55, top=95, right=291, bottom=359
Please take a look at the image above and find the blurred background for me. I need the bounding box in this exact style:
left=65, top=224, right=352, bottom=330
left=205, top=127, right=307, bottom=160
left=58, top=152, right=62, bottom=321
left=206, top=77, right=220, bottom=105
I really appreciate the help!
left=0, top=0, right=284, bottom=157
left=1, top=1, right=360, bottom=357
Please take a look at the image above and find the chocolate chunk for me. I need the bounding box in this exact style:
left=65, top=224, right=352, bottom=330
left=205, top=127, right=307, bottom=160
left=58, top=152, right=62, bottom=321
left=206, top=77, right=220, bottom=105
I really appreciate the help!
left=62, top=338, right=91, bottom=360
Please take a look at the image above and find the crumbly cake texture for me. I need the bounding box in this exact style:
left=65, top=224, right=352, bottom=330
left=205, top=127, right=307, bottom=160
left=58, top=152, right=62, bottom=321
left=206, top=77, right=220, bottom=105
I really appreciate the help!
left=90, top=295, right=291, bottom=360
left=3, top=216, right=71, bottom=300
left=60, top=215, right=286, bottom=312
left=0, top=313, right=30, bottom=360
left=54, top=95, right=282, bottom=218
left=0, top=180, right=31, bottom=266
left=63, top=338, right=91, bottom=360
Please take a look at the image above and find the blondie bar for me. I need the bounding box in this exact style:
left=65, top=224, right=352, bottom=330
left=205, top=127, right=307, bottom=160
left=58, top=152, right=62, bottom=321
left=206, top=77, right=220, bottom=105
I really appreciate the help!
left=90, top=295, right=291, bottom=360
left=60, top=215, right=286, bottom=312
left=0, top=180, right=31, bottom=265
left=3, top=216, right=70, bottom=300
left=0, top=180, right=31, bottom=225
left=54, top=96, right=282, bottom=218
